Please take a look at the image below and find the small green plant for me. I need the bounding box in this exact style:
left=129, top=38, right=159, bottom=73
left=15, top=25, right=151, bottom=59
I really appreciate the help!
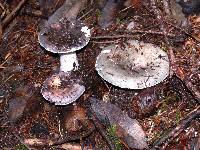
left=116, top=18, right=121, bottom=24
left=175, top=110, right=182, bottom=123
left=161, top=46, right=167, bottom=52
left=159, top=100, right=168, bottom=112
left=116, top=17, right=126, bottom=25
left=107, top=124, right=122, bottom=150
left=159, top=91, right=179, bottom=113
left=96, top=9, right=101, bottom=20
left=15, top=144, right=28, bottom=150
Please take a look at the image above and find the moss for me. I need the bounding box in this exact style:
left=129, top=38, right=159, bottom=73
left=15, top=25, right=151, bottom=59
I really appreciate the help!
left=106, top=124, right=122, bottom=150
left=159, top=90, right=180, bottom=112
left=175, top=109, right=182, bottom=123
left=15, top=144, right=28, bottom=150
left=96, top=9, right=101, bottom=20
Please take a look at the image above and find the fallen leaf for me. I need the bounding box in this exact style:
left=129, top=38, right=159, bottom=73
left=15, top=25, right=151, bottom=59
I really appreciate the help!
left=90, top=98, right=148, bottom=149
left=8, top=86, right=33, bottom=123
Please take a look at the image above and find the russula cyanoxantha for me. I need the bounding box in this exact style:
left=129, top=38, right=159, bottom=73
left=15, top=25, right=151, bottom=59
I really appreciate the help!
left=39, top=18, right=90, bottom=72
left=41, top=71, right=85, bottom=105
left=40, top=1, right=88, bottom=105
left=95, top=40, right=169, bottom=89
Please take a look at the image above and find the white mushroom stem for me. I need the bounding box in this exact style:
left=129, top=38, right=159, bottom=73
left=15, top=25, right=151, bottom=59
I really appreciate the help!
left=60, top=53, right=78, bottom=72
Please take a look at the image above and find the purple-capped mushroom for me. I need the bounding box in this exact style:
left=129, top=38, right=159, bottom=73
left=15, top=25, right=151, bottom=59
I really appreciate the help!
left=39, top=18, right=90, bottom=72
left=95, top=40, right=169, bottom=89
left=39, top=1, right=89, bottom=105
left=41, top=71, right=85, bottom=105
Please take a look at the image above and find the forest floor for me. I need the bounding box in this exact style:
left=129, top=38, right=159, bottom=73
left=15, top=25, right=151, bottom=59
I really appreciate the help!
left=0, top=0, right=199, bottom=149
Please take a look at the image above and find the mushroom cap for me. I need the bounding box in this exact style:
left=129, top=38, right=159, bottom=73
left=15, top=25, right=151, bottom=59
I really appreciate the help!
left=95, top=40, right=169, bottom=89
left=38, top=18, right=90, bottom=53
left=41, top=71, right=85, bottom=105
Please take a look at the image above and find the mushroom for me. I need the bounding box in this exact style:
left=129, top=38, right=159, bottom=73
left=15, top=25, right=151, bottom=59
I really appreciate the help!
left=39, top=2, right=89, bottom=141
left=95, top=40, right=169, bottom=89
left=39, top=18, right=90, bottom=72
left=41, top=71, right=85, bottom=105
left=39, top=1, right=90, bottom=106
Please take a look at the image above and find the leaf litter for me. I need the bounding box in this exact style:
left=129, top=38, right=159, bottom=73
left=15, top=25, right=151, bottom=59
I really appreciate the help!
left=0, top=0, right=199, bottom=149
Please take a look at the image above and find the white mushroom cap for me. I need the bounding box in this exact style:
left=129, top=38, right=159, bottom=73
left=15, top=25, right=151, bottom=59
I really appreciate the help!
left=41, top=72, right=85, bottom=105
left=38, top=18, right=90, bottom=54
left=95, top=40, right=169, bottom=89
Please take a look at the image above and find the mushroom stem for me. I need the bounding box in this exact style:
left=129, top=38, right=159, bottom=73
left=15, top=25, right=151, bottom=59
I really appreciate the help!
left=60, top=53, right=78, bottom=72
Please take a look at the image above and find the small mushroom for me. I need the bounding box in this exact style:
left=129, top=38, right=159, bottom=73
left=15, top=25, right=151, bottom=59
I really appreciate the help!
left=38, top=0, right=90, bottom=72
left=95, top=40, right=169, bottom=89
left=41, top=71, right=85, bottom=105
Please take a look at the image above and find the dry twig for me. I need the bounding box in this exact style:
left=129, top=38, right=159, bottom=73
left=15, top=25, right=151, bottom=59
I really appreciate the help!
left=51, top=122, right=95, bottom=146
left=0, top=0, right=27, bottom=38
left=123, top=29, right=175, bottom=36
left=23, top=124, right=95, bottom=147
left=152, top=105, right=200, bottom=149
left=92, top=30, right=175, bottom=40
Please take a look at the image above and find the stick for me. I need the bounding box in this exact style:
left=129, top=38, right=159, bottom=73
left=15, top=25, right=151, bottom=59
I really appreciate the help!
left=78, top=8, right=93, bottom=20
left=23, top=123, right=95, bottom=147
left=91, top=34, right=137, bottom=39
left=91, top=40, right=120, bottom=44
left=152, top=105, right=200, bottom=149
left=0, top=0, right=27, bottom=39
left=92, top=30, right=175, bottom=40
left=123, top=30, right=175, bottom=36
left=12, top=133, right=32, bottom=150
left=51, top=123, right=95, bottom=146
left=0, top=0, right=27, bottom=30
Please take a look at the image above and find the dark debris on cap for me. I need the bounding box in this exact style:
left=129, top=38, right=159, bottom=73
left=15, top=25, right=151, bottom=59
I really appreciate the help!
left=39, top=18, right=90, bottom=53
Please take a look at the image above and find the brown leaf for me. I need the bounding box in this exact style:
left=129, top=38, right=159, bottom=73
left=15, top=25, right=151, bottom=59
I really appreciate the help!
left=90, top=98, right=148, bottom=149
